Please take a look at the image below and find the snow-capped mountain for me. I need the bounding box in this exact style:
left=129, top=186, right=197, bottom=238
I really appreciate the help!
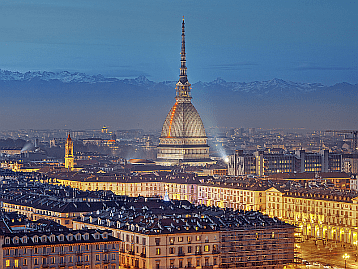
left=0, top=69, right=115, bottom=83
left=0, top=69, right=356, bottom=97
left=194, top=77, right=326, bottom=95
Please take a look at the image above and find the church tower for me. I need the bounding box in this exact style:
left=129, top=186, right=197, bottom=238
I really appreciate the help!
left=65, top=133, right=74, bottom=170
left=157, top=17, right=214, bottom=166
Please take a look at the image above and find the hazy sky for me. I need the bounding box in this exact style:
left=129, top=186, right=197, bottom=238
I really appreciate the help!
left=0, top=0, right=357, bottom=85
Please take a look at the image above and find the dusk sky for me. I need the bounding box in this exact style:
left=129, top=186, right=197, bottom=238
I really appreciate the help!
left=0, top=0, right=357, bottom=85
left=0, top=0, right=357, bottom=132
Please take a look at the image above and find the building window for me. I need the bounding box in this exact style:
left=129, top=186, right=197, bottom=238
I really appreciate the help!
left=34, top=258, right=38, bottom=265
left=34, top=248, right=38, bottom=254
left=96, top=255, right=100, bottom=261
left=187, top=236, right=192, bottom=243
left=23, top=259, right=27, bottom=266
left=143, top=238, right=146, bottom=245
left=213, top=258, right=217, bottom=265
left=170, top=259, right=175, bottom=268
left=178, top=237, right=183, bottom=242
left=6, top=260, right=10, bottom=267
left=196, top=235, right=201, bottom=241
left=169, top=247, right=175, bottom=254
left=169, top=237, right=175, bottom=245
left=155, top=238, right=160, bottom=246
left=155, top=261, right=160, bottom=269
left=156, top=248, right=160, bottom=255
left=179, top=259, right=183, bottom=268
left=204, top=245, right=210, bottom=252
left=188, top=246, right=192, bottom=253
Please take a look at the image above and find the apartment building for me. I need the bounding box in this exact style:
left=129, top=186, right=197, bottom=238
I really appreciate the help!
left=72, top=197, right=294, bottom=269
left=0, top=229, right=120, bottom=269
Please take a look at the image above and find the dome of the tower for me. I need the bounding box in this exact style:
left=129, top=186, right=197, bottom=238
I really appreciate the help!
left=161, top=101, right=206, bottom=138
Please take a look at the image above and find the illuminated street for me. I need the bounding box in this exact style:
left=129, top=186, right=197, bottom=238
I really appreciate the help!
left=294, top=237, right=358, bottom=269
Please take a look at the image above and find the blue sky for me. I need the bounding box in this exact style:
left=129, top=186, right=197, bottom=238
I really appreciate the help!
left=0, top=0, right=357, bottom=85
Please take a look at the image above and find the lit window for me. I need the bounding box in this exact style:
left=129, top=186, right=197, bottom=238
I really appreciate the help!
left=156, top=248, right=160, bottom=255
left=6, top=260, right=10, bottom=267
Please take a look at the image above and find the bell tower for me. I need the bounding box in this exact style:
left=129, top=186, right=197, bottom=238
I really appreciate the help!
left=65, top=133, right=74, bottom=170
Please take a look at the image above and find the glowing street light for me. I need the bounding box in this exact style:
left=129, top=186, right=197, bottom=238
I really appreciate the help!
left=343, top=253, right=350, bottom=268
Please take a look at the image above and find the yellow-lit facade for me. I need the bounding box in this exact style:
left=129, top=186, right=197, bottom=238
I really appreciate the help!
left=65, top=133, right=74, bottom=170
left=265, top=187, right=358, bottom=245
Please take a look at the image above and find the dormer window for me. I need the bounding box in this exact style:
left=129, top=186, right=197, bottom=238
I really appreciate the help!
left=76, top=234, right=81, bottom=241
left=33, top=236, right=39, bottom=243
left=22, top=236, right=28, bottom=244
left=84, top=233, right=89, bottom=240
left=58, top=235, right=64, bottom=242
left=93, top=233, right=100, bottom=240
left=5, top=237, right=10, bottom=245
left=41, top=235, right=47, bottom=242
left=67, top=234, right=73, bottom=241
left=102, top=232, right=108, bottom=239
left=13, top=237, right=19, bottom=244
left=49, top=235, right=56, bottom=242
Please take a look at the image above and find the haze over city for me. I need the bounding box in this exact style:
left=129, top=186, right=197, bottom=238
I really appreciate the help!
left=0, top=0, right=357, bottom=131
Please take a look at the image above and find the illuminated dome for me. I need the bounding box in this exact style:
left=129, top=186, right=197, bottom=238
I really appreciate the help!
left=156, top=18, right=214, bottom=167
left=161, top=101, right=206, bottom=138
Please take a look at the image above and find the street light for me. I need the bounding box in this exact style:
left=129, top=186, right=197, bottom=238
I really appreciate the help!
left=343, top=253, right=350, bottom=268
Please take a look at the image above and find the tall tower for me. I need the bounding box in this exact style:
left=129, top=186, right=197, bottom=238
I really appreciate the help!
left=157, top=17, right=214, bottom=166
left=65, top=133, right=74, bottom=170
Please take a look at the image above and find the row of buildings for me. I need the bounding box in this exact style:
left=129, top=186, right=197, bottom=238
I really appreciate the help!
left=0, top=172, right=295, bottom=269
left=228, top=149, right=358, bottom=176
left=36, top=170, right=358, bottom=247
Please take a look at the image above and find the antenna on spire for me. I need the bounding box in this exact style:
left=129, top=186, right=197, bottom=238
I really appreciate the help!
left=179, top=16, right=187, bottom=84
left=176, top=16, right=191, bottom=100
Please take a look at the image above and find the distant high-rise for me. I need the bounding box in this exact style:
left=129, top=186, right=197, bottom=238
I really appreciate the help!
left=65, top=133, right=74, bottom=170
left=157, top=18, right=214, bottom=166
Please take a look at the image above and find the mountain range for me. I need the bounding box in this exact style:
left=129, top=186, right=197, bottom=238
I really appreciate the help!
left=0, top=69, right=357, bottom=130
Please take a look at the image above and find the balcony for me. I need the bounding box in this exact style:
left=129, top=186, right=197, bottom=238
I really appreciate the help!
left=41, top=265, right=49, bottom=269
left=212, top=249, right=220, bottom=254
left=76, top=251, right=83, bottom=256
left=178, top=252, right=185, bottom=256
left=59, top=263, right=66, bottom=268
left=76, top=261, right=83, bottom=266
left=195, top=251, right=202, bottom=255
left=103, top=260, right=110, bottom=264
left=140, top=253, right=146, bottom=258
left=102, top=249, right=110, bottom=253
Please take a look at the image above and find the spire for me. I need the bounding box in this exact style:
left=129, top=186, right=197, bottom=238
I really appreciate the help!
left=176, top=16, right=191, bottom=101
left=180, top=16, right=187, bottom=84
left=67, top=133, right=72, bottom=141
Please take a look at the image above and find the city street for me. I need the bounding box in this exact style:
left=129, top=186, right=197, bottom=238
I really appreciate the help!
left=294, top=237, right=358, bottom=269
